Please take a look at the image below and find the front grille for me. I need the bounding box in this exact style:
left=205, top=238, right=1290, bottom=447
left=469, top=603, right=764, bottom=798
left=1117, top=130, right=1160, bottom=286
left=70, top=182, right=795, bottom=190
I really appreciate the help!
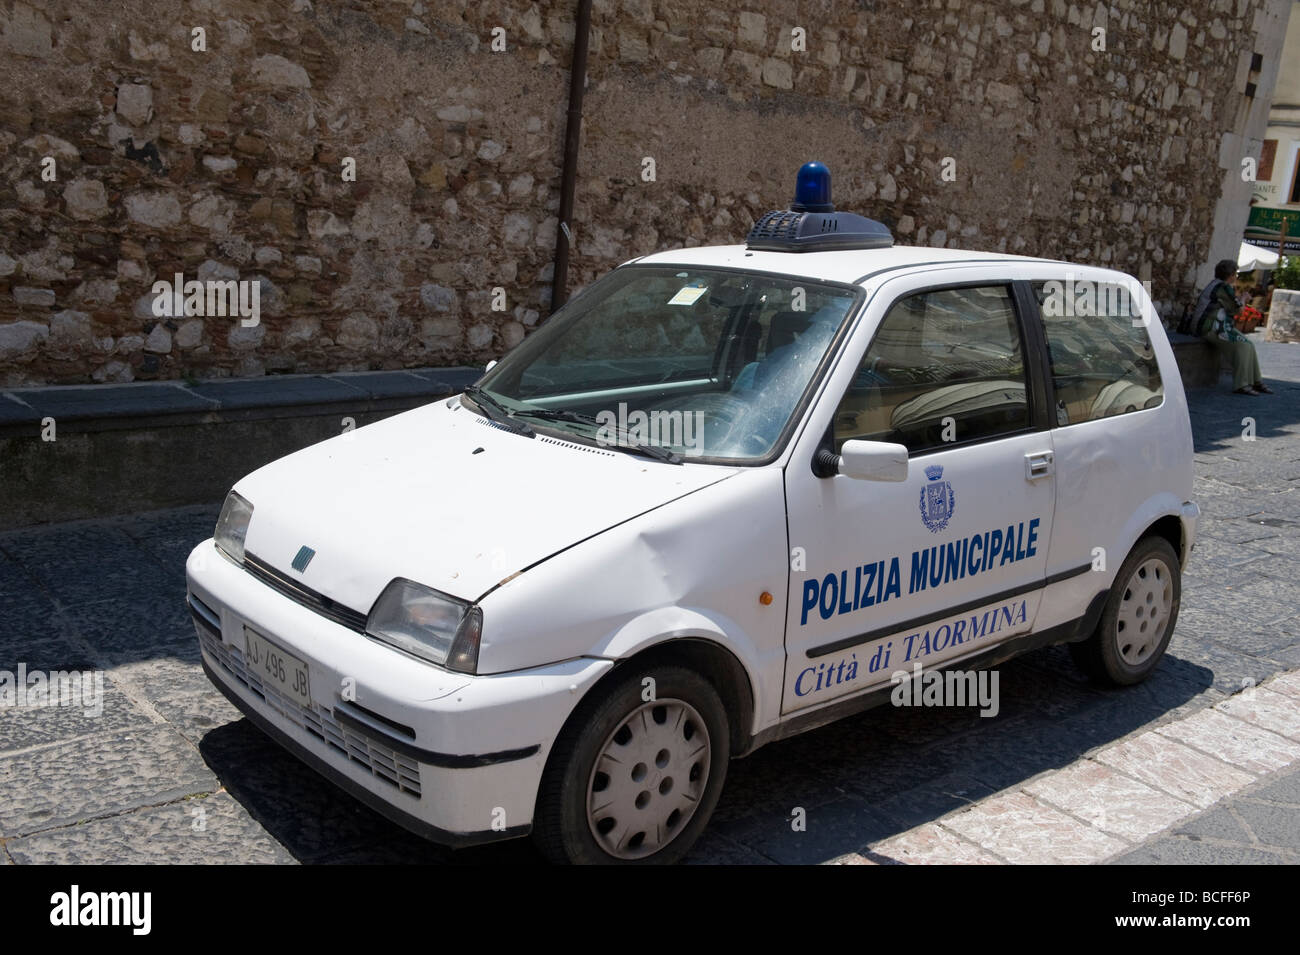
left=243, top=553, right=369, bottom=632
left=198, top=627, right=422, bottom=796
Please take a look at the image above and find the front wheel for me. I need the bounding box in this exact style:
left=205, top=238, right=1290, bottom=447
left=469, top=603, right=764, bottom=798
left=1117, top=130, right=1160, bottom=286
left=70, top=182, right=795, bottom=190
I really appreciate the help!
left=1070, top=535, right=1181, bottom=686
left=533, top=665, right=730, bottom=864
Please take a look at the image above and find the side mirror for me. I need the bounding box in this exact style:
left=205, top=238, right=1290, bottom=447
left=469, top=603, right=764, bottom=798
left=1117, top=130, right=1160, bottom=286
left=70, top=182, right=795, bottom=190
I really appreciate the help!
left=485, top=359, right=498, bottom=372
left=829, top=439, right=909, bottom=482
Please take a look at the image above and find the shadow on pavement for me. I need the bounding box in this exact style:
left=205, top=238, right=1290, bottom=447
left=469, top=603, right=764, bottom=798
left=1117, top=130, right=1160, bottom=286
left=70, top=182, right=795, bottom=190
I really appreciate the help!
left=196, top=638, right=1211, bottom=865
left=1187, top=346, right=1300, bottom=454
left=196, top=720, right=544, bottom=864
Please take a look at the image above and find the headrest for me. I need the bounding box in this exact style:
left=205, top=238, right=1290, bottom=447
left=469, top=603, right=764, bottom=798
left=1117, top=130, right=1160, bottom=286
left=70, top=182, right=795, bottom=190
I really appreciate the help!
left=767, top=311, right=813, bottom=353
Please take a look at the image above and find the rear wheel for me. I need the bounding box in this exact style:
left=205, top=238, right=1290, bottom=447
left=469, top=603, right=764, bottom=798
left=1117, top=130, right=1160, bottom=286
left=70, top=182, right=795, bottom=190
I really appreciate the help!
left=1070, top=535, right=1180, bottom=686
left=533, top=665, right=729, bottom=864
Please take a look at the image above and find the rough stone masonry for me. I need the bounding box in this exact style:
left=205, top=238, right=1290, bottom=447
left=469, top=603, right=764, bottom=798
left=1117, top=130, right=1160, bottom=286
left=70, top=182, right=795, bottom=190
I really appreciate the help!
left=0, top=0, right=1288, bottom=386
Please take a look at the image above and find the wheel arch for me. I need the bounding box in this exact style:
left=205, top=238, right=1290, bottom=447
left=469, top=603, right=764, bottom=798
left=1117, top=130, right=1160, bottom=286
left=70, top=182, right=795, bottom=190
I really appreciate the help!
left=546, top=636, right=758, bottom=773
left=1137, top=512, right=1185, bottom=567
left=1114, top=494, right=1189, bottom=574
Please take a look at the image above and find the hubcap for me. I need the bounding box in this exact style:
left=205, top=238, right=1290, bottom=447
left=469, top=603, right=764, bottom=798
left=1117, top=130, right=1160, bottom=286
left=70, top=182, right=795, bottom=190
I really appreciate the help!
left=1115, top=557, right=1173, bottom=667
left=586, top=698, right=711, bottom=860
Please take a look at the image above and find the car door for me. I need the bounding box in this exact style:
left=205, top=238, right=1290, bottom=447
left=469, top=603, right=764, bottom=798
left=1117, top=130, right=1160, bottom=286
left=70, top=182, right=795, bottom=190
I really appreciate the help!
left=781, top=273, right=1056, bottom=714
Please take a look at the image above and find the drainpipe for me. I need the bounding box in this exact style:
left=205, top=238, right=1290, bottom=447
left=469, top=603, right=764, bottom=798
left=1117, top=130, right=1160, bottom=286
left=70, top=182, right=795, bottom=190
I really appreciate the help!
left=549, top=0, right=594, bottom=315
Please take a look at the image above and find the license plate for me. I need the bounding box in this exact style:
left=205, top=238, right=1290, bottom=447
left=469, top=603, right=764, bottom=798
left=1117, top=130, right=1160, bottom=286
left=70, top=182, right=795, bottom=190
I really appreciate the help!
left=243, top=627, right=312, bottom=708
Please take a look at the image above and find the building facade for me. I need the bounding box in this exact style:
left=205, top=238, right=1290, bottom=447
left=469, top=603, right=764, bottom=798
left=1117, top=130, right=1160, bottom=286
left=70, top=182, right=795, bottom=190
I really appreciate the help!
left=1247, top=0, right=1300, bottom=253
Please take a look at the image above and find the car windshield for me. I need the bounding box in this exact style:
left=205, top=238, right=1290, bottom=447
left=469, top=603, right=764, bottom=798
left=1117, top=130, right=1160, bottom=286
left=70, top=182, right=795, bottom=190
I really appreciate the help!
left=472, top=265, right=861, bottom=463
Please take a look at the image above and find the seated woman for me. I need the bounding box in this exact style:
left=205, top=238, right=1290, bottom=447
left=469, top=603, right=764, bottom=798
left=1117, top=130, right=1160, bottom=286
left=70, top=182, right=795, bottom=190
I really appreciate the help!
left=1192, top=259, right=1273, bottom=396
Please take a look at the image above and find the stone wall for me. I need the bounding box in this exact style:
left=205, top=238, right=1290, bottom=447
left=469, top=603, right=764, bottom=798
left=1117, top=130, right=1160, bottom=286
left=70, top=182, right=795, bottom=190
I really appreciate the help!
left=0, top=0, right=1287, bottom=386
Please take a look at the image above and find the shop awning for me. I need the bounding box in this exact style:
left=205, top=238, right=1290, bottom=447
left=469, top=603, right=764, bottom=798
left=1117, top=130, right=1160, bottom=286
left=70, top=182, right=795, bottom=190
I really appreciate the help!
left=1238, top=240, right=1280, bottom=271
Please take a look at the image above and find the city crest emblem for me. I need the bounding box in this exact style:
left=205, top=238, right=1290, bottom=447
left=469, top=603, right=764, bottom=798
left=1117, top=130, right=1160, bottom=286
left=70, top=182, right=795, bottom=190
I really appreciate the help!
left=919, top=464, right=955, bottom=533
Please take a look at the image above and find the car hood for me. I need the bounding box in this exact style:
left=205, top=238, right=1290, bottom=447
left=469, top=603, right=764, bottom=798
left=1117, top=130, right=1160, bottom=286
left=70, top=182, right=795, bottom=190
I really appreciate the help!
left=236, top=398, right=738, bottom=615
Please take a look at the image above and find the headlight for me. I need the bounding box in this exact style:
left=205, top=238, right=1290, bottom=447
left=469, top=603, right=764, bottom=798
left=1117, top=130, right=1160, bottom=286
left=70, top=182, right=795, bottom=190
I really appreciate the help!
left=214, top=491, right=254, bottom=564
left=366, top=578, right=483, bottom=674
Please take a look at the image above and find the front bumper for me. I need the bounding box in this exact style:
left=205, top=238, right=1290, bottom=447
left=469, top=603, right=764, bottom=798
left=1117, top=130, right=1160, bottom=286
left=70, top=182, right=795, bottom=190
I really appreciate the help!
left=186, top=540, right=612, bottom=846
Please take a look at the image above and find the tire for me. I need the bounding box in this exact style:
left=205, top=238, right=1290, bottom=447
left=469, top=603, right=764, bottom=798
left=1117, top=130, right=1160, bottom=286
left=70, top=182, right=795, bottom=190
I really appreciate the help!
left=1070, top=535, right=1181, bottom=686
left=533, top=664, right=730, bottom=864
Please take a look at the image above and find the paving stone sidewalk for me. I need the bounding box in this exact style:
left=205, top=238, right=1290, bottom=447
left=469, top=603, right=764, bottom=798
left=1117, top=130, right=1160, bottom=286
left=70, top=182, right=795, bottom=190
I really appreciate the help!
left=1, top=335, right=1298, bottom=865
left=839, top=666, right=1300, bottom=865
left=1115, top=712, right=1300, bottom=863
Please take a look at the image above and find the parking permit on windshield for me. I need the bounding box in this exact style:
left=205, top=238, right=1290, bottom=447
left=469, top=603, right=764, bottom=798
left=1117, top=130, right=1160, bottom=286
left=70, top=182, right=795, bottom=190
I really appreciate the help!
left=667, top=285, right=708, bottom=306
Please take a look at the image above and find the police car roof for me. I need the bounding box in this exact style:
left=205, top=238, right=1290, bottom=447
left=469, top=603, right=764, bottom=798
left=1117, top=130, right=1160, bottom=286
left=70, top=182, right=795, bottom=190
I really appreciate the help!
left=633, top=244, right=1063, bottom=287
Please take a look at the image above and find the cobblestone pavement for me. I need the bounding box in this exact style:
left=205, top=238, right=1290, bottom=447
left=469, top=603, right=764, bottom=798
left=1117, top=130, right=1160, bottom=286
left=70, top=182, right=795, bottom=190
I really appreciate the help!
left=1, top=335, right=1298, bottom=865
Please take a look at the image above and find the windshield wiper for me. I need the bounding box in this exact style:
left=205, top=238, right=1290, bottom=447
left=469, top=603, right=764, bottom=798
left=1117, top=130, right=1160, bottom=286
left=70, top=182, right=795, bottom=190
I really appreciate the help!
left=606, top=440, right=682, bottom=464
left=512, top=408, right=602, bottom=426
left=462, top=386, right=534, bottom=437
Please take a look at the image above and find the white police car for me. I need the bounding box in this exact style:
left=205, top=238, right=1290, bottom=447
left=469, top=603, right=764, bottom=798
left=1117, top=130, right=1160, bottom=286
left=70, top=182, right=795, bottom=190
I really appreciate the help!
left=186, top=163, right=1199, bottom=864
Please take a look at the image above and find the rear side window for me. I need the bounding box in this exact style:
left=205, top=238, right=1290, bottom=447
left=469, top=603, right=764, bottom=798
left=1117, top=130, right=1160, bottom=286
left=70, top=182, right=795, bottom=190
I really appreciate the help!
left=833, top=285, right=1030, bottom=454
left=1031, top=280, right=1163, bottom=425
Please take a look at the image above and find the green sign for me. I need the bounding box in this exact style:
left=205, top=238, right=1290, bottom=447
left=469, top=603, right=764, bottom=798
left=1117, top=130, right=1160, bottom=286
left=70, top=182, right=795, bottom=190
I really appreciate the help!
left=1247, top=206, right=1300, bottom=233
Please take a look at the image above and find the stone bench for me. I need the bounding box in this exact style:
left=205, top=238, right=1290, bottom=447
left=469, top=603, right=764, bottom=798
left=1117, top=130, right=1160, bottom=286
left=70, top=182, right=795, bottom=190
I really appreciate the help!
left=0, top=367, right=480, bottom=529
left=1167, top=331, right=1226, bottom=391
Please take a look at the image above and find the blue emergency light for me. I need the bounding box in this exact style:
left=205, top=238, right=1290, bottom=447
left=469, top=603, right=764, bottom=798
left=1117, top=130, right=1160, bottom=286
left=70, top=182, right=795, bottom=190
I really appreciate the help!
left=792, top=161, right=834, bottom=212
left=746, top=162, right=894, bottom=253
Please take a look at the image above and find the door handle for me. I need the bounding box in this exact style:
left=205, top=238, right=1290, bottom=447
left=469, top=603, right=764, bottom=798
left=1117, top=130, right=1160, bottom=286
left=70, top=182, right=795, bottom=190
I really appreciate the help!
left=1025, top=451, right=1054, bottom=480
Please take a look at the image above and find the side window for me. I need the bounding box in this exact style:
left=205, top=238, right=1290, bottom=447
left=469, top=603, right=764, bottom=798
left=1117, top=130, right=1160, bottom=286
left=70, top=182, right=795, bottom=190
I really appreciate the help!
left=1031, top=281, right=1163, bottom=425
left=833, top=285, right=1030, bottom=454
